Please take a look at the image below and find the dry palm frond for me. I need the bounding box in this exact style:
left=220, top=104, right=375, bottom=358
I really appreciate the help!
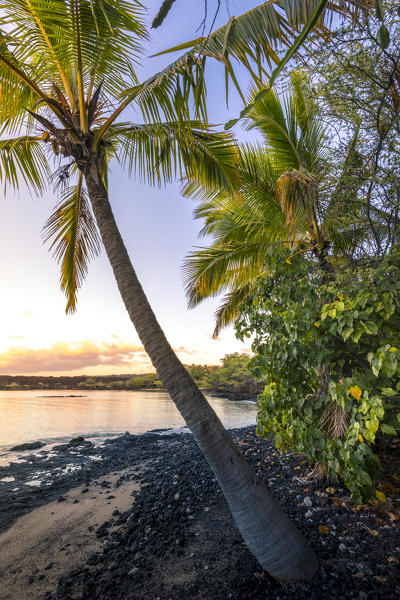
left=320, top=401, right=349, bottom=439
left=294, top=463, right=326, bottom=483
left=276, top=169, right=319, bottom=241
left=318, top=362, right=349, bottom=439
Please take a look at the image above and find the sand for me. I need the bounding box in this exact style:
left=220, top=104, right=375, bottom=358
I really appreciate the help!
left=0, top=469, right=139, bottom=600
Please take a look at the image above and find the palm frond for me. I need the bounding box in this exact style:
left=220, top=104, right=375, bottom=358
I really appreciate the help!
left=183, top=241, right=278, bottom=308
left=105, top=1, right=352, bottom=136
left=289, top=69, right=328, bottom=172
left=152, top=0, right=177, bottom=29
left=0, top=0, right=147, bottom=134
left=212, top=283, right=257, bottom=338
left=0, top=28, right=47, bottom=133
left=183, top=69, right=334, bottom=331
left=245, top=85, right=302, bottom=170
left=276, top=168, right=321, bottom=242
left=0, top=135, right=50, bottom=193
left=107, top=121, right=241, bottom=190
left=42, top=173, right=101, bottom=313
left=224, top=0, right=372, bottom=128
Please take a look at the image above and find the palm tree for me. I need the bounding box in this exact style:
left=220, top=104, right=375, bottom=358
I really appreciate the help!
left=183, top=71, right=382, bottom=336
left=0, top=0, right=368, bottom=582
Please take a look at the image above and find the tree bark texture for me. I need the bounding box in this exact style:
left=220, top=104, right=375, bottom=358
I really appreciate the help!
left=83, top=158, right=319, bottom=583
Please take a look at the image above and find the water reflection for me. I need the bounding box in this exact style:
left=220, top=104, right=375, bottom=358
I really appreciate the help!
left=0, top=390, right=257, bottom=463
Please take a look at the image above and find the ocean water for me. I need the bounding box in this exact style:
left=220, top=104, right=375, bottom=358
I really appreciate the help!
left=0, top=390, right=257, bottom=465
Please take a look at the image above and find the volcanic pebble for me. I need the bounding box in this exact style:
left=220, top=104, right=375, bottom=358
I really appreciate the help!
left=46, top=427, right=399, bottom=600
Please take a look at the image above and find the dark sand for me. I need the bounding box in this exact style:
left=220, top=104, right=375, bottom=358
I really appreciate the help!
left=0, top=469, right=139, bottom=600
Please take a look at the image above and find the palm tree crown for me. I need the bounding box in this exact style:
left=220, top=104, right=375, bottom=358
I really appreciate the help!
left=183, top=71, right=382, bottom=335
left=0, top=0, right=369, bottom=310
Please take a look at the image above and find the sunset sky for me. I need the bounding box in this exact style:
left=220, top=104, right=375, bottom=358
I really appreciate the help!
left=0, top=1, right=258, bottom=376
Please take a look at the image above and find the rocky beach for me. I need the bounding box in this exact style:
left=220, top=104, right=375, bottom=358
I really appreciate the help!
left=0, top=427, right=399, bottom=600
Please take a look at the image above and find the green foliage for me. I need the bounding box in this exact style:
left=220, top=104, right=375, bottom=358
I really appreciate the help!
left=151, top=0, right=177, bottom=29
left=185, top=363, right=213, bottom=388
left=204, top=353, right=264, bottom=399
left=307, top=3, right=400, bottom=259
left=0, top=373, right=163, bottom=390
left=183, top=71, right=378, bottom=336
left=236, top=249, right=400, bottom=503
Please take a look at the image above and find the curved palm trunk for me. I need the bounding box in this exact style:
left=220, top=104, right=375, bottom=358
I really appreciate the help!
left=83, top=158, right=318, bottom=583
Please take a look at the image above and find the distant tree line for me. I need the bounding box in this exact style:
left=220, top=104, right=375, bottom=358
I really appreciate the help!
left=0, top=372, right=162, bottom=391
left=0, top=354, right=263, bottom=400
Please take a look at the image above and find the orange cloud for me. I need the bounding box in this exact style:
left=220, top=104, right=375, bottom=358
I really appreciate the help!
left=0, top=340, right=149, bottom=374
left=172, top=346, right=197, bottom=355
left=206, top=334, right=222, bottom=341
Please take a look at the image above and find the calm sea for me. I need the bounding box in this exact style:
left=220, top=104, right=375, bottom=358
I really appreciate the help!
left=0, top=390, right=257, bottom=465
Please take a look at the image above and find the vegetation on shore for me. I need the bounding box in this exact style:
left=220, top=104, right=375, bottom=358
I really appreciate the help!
left=0, top=353, right=264, bottom=400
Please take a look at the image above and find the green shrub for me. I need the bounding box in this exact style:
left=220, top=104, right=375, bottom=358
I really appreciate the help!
left=236, top=250, right=400, bottom=504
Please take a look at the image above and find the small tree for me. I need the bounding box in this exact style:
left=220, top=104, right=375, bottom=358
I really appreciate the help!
left=236, top=249, right=400, bottom=504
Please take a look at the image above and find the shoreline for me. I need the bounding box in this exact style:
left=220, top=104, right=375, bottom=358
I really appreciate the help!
left=0, top=429, right=178, bottom=533
left=0, top=427, right=399, bottom=599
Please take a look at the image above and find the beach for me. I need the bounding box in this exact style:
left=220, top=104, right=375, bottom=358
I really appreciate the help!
left=0, top=427, right=399, bottom=599
left=0, top=470, right=138, bottom=600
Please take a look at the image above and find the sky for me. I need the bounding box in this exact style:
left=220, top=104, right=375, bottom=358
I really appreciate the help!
left=0, top=0, right=264, bottom=376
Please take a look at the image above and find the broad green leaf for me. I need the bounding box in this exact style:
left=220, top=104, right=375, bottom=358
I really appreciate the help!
left=382, top=387, right=397, bottom=397
left=378, top=24, right=390, bottom=49
left=342, top=326, right=354, bottom=341
left=358, top=469, right=372, bottom=486
left=366, top=418, right=379, bottom=434
left=380, top=424, right=397, bottom=435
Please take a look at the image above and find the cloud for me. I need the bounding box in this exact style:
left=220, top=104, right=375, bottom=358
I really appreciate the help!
left=206, top=334, right=222, bottom=341
left=0, top=340, right=149, bottom=374
left=172, top=346, right=197, bottom=355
